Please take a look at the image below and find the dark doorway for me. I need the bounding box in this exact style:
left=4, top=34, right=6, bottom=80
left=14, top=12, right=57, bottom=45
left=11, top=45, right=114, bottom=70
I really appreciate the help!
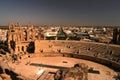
left=27, top=41, right=35, bottom=53
left=22, top=46, right=24, bottom=51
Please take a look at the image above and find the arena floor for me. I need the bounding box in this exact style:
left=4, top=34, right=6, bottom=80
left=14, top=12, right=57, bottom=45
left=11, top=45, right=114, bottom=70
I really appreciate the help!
left=8, top=55, right=117, bottom=80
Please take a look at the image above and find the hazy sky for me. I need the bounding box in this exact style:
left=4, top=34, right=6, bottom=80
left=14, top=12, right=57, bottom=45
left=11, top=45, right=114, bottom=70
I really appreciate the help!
left=0, top=0, right=120, bottom=26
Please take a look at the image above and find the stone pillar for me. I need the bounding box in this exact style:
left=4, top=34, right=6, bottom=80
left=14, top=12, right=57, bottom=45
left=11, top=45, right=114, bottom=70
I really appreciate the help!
left=24, top=45, right=27, bottom=52
left=15, top=46, right=18, bottom=53
left=27, top=30, right=29, bottom=41
left=20, top=29, right=23, bottom=41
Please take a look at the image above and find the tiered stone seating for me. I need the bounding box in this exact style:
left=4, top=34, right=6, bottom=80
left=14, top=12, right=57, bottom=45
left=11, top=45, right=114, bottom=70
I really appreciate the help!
left=52, top=41, right=120, bottom=70
left=35, top=40, right=120, bottom=67
left=109, top=45, right=120, bottom=56
left=89, top=43, right=106, bottom=54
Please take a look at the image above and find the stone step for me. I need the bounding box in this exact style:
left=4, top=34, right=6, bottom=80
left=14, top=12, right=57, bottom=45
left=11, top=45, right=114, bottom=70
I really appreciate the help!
left=37, top=71, right=49, bottom=80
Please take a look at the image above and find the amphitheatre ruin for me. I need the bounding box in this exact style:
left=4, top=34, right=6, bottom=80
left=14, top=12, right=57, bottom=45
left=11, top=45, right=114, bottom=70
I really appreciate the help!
left=0, top=23, right=120, bottom=80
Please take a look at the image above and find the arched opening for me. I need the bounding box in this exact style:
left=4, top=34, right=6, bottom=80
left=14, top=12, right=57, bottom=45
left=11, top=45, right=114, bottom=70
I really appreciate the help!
left=27, top=41, right=35, bottom=53
left=22, top=46, right=24, bottom=51
left=5, top=69, right=10, bottom=74
left=0, top=67, right=3, bottom=74
left=24, top=31, right=27, bottom=41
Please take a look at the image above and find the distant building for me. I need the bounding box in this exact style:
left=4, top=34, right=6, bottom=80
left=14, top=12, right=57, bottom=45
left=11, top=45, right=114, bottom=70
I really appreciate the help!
left=75, top=32, right=90, bottom=39
left=0, top=29, right=7, bottom=41
left=112, top=28, right=118, bottom=44
left=44, top=31, right=57, bottom=40
left=93, top=28, right=104, bottom=34
left=57, top=27, right=67, bottom=40
left=112, top=28, right=120, bottom=45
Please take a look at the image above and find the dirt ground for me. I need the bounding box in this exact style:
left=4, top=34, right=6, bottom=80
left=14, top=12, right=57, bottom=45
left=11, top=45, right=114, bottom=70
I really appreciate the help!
left=7, top=55, right=117, bottom=80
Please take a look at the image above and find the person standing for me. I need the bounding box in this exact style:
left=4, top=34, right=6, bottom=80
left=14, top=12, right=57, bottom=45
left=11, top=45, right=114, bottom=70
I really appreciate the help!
left=28, top=54, right=30, bottom=64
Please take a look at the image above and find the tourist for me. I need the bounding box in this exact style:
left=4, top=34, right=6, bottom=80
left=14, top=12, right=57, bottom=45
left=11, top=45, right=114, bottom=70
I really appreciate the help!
left=28, top=54, right=30, bottom=64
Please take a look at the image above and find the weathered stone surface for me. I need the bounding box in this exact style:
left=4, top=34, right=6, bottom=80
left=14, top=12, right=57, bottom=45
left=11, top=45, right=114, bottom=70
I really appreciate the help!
left=0, top=60, right=11, bottom=73
left=54, top=63, right=88, bottom=80
left=0, top=73, right=11, bottom=80
left=0, top=76, right=2, bottom=80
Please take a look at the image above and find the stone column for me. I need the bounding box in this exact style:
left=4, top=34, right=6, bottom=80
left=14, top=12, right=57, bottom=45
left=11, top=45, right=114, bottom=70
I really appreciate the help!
left=27, top=30, right=29, bottom=41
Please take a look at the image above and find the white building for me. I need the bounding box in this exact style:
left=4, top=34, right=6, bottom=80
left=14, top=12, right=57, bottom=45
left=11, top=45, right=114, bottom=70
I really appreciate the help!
left=0, top=29, right=7, bottom=41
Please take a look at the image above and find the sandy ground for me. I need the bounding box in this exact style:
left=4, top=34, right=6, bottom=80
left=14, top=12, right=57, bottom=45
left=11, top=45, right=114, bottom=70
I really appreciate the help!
left=7, top=55, right=117, bottom=80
